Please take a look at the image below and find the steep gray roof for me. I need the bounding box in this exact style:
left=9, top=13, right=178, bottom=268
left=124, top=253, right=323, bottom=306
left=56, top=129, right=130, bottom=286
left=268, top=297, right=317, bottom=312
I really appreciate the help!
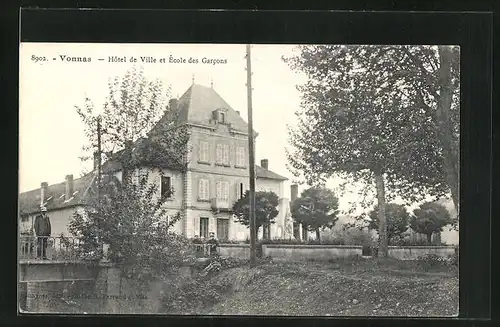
left=169, top=84, right=256, bottom=135
left=255, top=165, right=288, bottom=181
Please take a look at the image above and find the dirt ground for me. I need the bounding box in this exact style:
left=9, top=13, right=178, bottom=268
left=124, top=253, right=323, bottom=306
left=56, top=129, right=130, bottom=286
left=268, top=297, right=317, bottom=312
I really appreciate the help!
left=199, top=257, right=459, bottom=317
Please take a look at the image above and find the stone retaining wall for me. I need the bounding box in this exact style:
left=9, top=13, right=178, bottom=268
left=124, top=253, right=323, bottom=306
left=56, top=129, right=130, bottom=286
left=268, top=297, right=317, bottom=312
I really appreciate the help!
left=217, top=244, right=250, bottom=260
left=261, top=244, right=363, bottom=262
left=20, top=261, right=193, bottom=314
left=388, top=246, right=456, bottom=260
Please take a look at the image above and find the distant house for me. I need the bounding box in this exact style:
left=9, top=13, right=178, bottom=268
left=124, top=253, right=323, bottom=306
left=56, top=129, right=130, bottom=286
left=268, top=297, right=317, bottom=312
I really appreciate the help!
left=18, top=172, right=119, bottom=237
left=19, top=83, right=293, bottom=241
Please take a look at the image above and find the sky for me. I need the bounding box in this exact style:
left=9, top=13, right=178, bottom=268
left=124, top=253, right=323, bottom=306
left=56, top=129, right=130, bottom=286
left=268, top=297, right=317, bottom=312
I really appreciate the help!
left=19, top=43, right=439, bottom=215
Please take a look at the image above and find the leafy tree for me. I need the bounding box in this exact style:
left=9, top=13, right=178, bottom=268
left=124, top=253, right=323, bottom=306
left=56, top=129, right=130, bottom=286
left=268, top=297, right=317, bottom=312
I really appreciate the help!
left=232, top=191, right=279, bottom=240
left=71, top=66, right=192, bottom=279
left=410, top=201, right=452, bottom=244
left=75, top=66, right=190, bottom=180
left=290, top=187, right=339, bottom=241
left=368, top=203, right=409, bottom=245
left=283, top=45, right=459, bottom=256
left=69, top=172, right=194, bottom=279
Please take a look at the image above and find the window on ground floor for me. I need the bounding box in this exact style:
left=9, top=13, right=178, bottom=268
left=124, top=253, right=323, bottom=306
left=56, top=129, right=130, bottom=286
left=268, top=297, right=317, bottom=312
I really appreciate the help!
left=217, top=218, right=229, bottom=241
left=200, top=217, right=209, bottom=238
left=161, top=176, right=172, bottom=199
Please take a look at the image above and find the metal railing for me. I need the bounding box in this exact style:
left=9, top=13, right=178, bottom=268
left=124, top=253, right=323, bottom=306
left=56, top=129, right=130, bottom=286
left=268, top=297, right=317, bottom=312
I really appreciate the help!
left=19, top=235, right=82, bottom=261
left=191, top=243, right=216, bottom=257
left=19, top=235, right=218, bottom=261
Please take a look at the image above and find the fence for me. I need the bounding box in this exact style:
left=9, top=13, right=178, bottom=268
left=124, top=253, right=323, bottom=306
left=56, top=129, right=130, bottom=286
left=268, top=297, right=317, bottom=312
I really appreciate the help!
left=19, top=236, right=82, bottom=260
left=191, top=243, right=214, bottom=257
left=19, top=235, right=216, bottom=261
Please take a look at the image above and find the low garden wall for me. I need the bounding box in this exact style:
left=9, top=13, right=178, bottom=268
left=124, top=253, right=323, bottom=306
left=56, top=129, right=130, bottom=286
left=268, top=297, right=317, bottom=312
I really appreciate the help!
left=388, top=246, right=456, bottom=260
left=261, top=244, right=363, bottom=262
left=20, top=261, right=194, bottom=314
left=217, top=244, right=250, bottom=260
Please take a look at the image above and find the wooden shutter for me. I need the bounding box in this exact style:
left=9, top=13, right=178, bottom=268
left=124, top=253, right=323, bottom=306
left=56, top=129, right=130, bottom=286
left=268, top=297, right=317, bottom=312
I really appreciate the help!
left=224, top=144, right=230, bottom=164
left=223, top=182, right=229, bottom=200
left=199, top=179, right=208, bottom=200
left=216, top=181, right=222, bottom=199
left=203, top=142, right=209, bottom=162
left=235, top=183, right=241, bottom=200
left=216, top=144, right=222, bottom=163
left=237, top=146, right=244, bottom=166
left=194, top=216, right=200, bottom=236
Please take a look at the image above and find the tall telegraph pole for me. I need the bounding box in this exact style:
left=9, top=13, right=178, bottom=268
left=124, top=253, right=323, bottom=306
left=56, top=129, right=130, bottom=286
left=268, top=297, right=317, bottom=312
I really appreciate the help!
left=96, top=116, right=102, bottom=205
left=246, top=44, right=257, bottom=267
left=96, top=116, right=102, bottom=251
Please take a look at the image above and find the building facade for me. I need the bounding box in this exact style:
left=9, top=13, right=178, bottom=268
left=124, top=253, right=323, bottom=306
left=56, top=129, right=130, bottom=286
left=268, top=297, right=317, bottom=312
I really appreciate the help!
left=19, top=83, right=293, bottom=242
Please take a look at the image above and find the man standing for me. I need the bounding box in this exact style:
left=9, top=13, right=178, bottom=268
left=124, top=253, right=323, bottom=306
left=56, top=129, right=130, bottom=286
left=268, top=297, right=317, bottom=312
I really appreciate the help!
left=206, top=232, right=219, bottom=256
left=34, top=206, right=51, bottom=259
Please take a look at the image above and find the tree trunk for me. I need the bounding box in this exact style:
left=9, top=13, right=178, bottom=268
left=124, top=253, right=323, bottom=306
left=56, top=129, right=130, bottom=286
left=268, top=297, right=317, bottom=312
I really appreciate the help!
left=122, top=140, right=134, bottom=188
left=426, top=233, right=432, bottom=245
left=437, top=46, right=459, bottom=214
left=374, top=171, right=388, bottom=257
left=267, top=224, right=271, bottom=240
left=315, top=228, right=321, bottom=242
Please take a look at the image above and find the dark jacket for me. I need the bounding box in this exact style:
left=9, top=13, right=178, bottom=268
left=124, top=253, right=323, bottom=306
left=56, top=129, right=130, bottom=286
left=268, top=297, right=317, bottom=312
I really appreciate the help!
left=207, top=238, right=219, bottom=253
left=34, top=214, right=51, bottom=236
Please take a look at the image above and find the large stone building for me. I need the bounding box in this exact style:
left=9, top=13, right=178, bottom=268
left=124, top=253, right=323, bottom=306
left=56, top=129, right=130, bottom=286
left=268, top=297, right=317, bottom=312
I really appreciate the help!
left=19, top=83, right=293, bottom=241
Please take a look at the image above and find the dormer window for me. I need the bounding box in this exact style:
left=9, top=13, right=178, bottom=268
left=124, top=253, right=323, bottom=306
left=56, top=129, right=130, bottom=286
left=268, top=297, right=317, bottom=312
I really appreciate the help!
left=213, top=108, right=228, bottom=124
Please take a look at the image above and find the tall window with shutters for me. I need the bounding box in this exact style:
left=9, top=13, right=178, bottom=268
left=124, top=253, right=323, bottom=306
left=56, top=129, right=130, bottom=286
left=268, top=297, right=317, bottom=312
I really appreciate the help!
left=235, top=146, right=245, bottom=167
left=223, top=144, right=229, bottom=165
left=216, top=144, right=223, bottom=164
left=199, top=141, right=210, bottom=163
left=200, top=217, right=209, bottom=238
left=160, top=176, right=172, bottom=199
left=217, top=219, right=229, bottom=241
left=236, top=182, right=245, bottom=200
left=216, top=181, right=230, bottom=200
left=198, top=179, right=209, bottom=201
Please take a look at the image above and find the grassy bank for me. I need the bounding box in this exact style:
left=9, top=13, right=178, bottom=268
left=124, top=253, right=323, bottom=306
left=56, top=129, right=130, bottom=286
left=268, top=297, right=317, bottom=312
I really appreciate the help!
left=164, top=256, right=458, bottom=316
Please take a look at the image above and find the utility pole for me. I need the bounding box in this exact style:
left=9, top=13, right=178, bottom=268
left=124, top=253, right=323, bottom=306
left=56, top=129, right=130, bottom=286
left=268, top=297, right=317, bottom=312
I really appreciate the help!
left=97, top=116, right=102, bottom=205
left=96, top=116, right=102, bottom=252
left=246, top=44, right=257, bottom=267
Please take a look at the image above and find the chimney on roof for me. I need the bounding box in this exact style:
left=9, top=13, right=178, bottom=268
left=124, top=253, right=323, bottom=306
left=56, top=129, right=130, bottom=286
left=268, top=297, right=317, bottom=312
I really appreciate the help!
left=65, top=175, right=74, bottom=200
left=261, top=159, right=269, bottom=170
left=40, top=182, right=48, bottom=205
left=169, top=98, right=178, bottom=111
left=291, top=184, right=298, bottom=204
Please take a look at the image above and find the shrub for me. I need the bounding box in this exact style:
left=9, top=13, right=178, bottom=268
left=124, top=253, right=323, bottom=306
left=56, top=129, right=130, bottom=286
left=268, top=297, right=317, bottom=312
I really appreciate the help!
left=161, top=254, right=244, bottom=313
left=162, top=276, right=233, bottom=313
left=395, top=238, right=448, bottom=246
left=416, top=253, right=455, bottom=270
left=258, top=238, right=345, bottom=245
left=449, top=246, right=459, bottom=266
left=322, top=227, right=377, bottom=249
